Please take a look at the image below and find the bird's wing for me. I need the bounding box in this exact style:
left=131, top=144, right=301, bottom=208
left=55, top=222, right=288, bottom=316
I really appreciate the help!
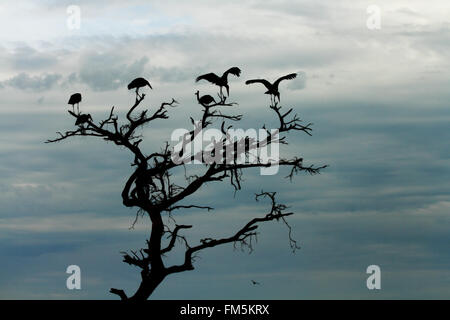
left=196, top=73, right=221, bottom=85
left=245, top=79, right=272, bottom=89
left=274, top=73, right=297, bottom=87
left=223, top=67, right=241, bottom=78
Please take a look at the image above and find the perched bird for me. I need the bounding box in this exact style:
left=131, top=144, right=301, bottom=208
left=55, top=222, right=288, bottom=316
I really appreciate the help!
left=195, top=90, right=216, bottom=107
left=251, top=280, right=260, bottom=285
left=245, top=73, right=297, bottom=103
left=127, top=77, right=152, bottom=98
left=75, top=113, right=92, bottom=126
left=68, top=93, right=82, bottom=113
left=196, top=67, right=241, bottom=97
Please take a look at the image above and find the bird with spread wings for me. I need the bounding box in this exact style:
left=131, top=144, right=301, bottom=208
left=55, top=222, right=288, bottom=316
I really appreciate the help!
left=245, top=73, right=297, bottom=104
left=196, top=67, right=241, bottom=98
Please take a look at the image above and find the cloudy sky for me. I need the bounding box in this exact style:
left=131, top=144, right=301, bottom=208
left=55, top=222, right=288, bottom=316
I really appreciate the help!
left=0, top=0, right=449, bottom=299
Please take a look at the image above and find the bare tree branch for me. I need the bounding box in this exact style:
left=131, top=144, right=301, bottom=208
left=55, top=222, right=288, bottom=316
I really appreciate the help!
left=110, top=288, right=128, bottom=300
left=166, top=191, right=296, bottom=274
left=161, top=224, right=193, bottom=254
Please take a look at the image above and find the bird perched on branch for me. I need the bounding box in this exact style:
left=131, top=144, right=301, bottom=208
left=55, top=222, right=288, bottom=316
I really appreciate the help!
left=128, top=77, right=152, bottom=99
left=68, top=93, right=82, bottom=113
left=195, top=90, right=216, bottom=107
left=75, top=113, right=92, bottom=126
left=196, top=67, right=241, bottom=97
left=245, top=73, right=297, bottom=103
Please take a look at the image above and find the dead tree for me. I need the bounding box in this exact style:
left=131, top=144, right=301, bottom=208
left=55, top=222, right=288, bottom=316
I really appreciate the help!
left=46, top=77, right=327, bottom=300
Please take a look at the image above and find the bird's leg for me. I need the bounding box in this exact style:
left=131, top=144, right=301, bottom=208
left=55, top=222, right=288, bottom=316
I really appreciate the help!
left=135, top=88, right=141, bottom=100
left=72, top=105, right=75, bottom=113
left=77, top=103, right=80, bottom=114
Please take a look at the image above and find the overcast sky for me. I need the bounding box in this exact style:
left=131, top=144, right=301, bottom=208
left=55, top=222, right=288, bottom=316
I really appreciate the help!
left=0, top=0, right=449, bottom=299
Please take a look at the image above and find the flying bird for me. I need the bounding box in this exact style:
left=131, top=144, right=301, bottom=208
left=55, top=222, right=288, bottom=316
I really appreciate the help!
left=75, top=113, right=92, bottom=126
left=251, top=280, right=261, bottom=285
left=196, top=67, right=241, bottom=97
left=195, top=90, right=216, bottom=107
left=245, top=73, right=297, bottom=103
left=68, top=93, right=82, bottom=113
left=128, top=77, right=152, bottom=98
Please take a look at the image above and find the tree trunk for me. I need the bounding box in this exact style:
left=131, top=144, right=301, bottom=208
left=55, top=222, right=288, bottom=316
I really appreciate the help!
left=128, top=212, right=166, bottom=301
left=128, top=272, right=165, bottom=301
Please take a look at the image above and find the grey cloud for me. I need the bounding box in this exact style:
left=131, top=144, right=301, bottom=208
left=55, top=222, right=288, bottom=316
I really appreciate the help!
left=150, top=66, right=201, bottom=83
left=252, top=0, right=330, bottom=20
left=287, top=71, right=307, bottom=90
left=395, top=7, right=423, bottom=18
left=11, top=46, right=57, bottom=70
left=2, top=73, right=62, bottom=91
left=60, top=72, right=79, bottom=88
left=389, top=24, right=450, bottom=59
left=78, top=54, right=149, bottom=91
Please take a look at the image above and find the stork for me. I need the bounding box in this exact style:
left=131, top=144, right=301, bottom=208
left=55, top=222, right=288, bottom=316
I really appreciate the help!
left=127, top=77, right=152, bottom=99
left=196, top=67, right=241, bottom=98
left=245, top=73, right=297, bottom=104
left=195, top=90, right=216, bottom=107
left=75, top=113, right=92, bottom=126
left=68, top=93, right=82, bottom=113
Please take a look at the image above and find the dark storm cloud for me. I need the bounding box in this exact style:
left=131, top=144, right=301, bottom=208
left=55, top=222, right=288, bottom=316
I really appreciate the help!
left=1, top=89, right=449, bottom=299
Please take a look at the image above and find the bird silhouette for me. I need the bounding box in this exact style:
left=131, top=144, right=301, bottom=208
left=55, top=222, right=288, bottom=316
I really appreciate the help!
left=195, top=90, right=216, bottom=107
left=68, top=93, right=82, bottom=113
left=196, top=67, right=241, bottom=97
left=128, top=77, right=152, bottom=99
left=251, top=280, right=261, bottom=285
left=75, top=113, right=92, bottom=126
left=245, top=73, right=297, bottom=103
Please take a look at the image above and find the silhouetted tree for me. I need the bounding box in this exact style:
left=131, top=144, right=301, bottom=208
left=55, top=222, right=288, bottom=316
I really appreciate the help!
left=47, top=72, right=326, bottom=300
